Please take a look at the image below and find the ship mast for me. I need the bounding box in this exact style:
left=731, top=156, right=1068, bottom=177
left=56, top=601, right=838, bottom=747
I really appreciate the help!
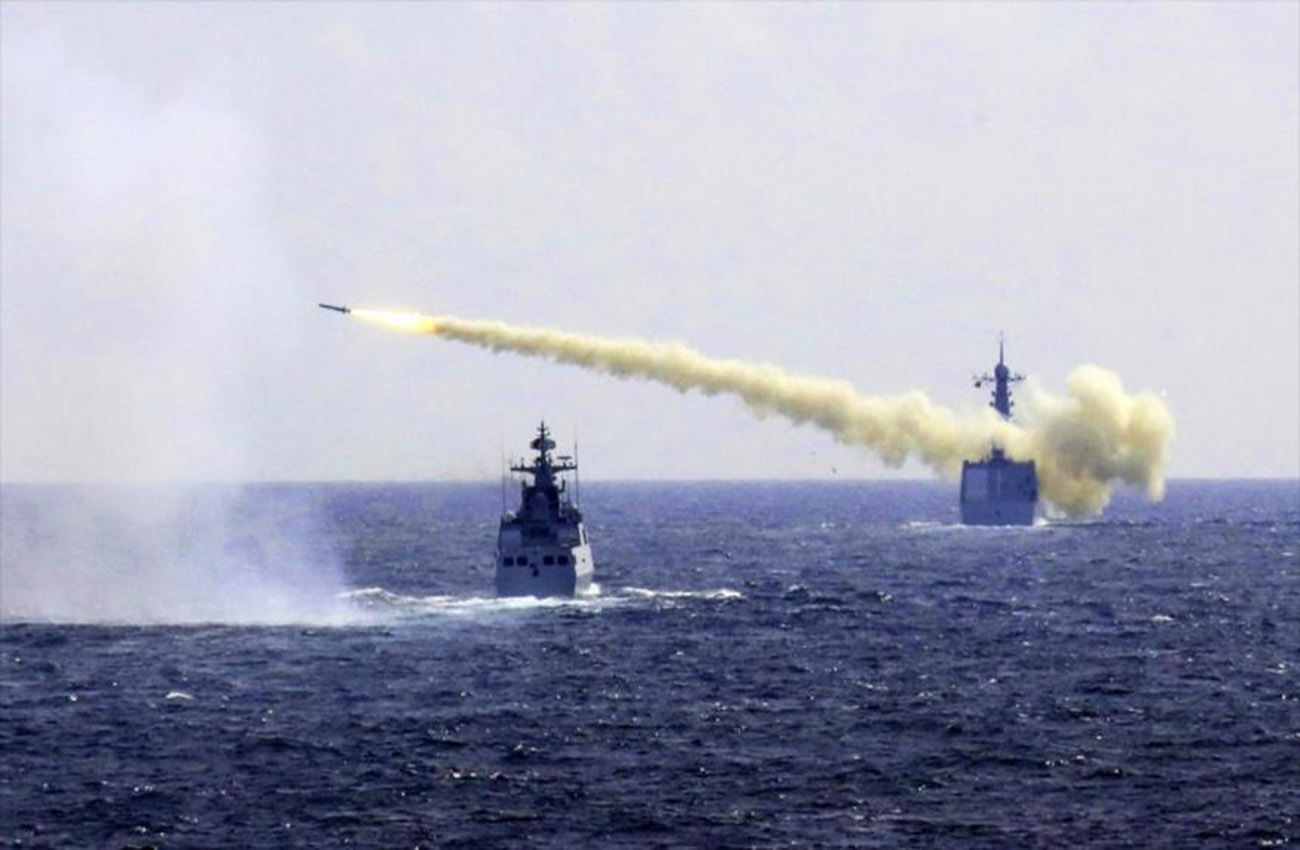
left=974, top=333, right=1025, bottom=420
left=972, top=334, right=1025, bottom=461
left=510, top=421, right=577, bottom=488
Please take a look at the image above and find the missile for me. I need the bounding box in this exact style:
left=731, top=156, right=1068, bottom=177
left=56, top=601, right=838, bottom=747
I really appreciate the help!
left=318, top=303, right=350, bottom=314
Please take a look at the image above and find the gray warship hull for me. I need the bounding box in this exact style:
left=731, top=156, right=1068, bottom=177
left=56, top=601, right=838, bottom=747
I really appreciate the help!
left=960, top=458, right=1038, bottom=526
left=495, top=543, right=594, bottom=597
left=960, top=339, right=1039, bottom=525
left=494, top=422, right=596, bottom=598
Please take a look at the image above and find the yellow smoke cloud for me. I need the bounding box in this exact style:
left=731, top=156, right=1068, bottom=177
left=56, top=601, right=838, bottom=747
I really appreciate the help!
left=350, top=308, right=1173, bottom=516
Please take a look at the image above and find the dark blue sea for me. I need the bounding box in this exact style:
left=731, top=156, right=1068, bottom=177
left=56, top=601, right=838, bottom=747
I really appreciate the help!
left=2, top=480, right=1297, bottom=848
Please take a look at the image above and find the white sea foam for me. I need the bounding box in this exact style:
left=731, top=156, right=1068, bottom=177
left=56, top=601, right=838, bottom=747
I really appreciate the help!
left=904, top=519, right=1058, bottom=534
left=337, top=586, right=624, bottom=618
left=333, top=584, right=743, bottom=621
left=621, top=587, right=744, bottom=601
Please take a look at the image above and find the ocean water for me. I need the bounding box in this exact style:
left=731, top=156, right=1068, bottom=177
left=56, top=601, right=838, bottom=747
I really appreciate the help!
left=1, top=480, right=1297, bottom=848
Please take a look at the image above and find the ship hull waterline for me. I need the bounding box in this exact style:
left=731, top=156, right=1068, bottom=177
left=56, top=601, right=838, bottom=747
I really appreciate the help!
left=495, top=543, right=594, bottom=598
left=960, top=458, right=1039, bottom=527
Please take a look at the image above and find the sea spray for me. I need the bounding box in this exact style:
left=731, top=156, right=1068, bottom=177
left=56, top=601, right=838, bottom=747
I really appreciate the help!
left=0, top=484, right=358, bottom=624
left=350, top=308, right=1174, bottom=516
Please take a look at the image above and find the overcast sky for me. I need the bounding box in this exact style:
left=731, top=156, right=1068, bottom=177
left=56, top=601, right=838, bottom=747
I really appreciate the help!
left=2, top=2, right=1296, bottom=483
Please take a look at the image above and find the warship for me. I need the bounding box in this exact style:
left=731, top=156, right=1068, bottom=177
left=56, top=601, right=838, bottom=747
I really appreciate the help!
left=960, top=338, right=1039, bottom=525
left=495, top=422, right=595, bottom=597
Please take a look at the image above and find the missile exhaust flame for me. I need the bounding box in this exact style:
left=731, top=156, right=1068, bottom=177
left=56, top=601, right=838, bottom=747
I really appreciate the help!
left=351, top=308, right=436, bottom=334
left=328, top=306, right=1174, bottom=517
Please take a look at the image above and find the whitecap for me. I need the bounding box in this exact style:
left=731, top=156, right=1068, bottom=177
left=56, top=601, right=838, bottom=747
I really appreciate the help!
left=621, top=587, right=743, bottom=601
left=336, top=586, right=623, bottom=619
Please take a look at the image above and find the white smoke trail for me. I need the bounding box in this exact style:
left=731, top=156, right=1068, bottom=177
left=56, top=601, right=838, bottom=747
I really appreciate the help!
left=353, top=309, right=1173, bottom=516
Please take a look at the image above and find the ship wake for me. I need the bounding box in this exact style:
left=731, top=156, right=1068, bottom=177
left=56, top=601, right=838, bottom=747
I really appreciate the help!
left=339, top=586, right=620, bottom=617
left=337, top=585, right=744, bottom=619
left=622, top=587, right=745, bottom=601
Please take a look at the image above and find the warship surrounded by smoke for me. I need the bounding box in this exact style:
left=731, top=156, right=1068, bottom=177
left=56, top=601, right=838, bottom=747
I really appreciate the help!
left=320, top=303, right=1174, bottom=518
left=961, top=339, right=1038, bottom=525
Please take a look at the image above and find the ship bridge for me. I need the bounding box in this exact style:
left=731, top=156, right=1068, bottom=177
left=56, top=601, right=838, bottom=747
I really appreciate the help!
left=505, top=421, right=583, bottom=539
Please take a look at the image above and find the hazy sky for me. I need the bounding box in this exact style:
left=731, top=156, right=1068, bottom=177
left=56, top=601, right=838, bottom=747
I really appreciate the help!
left=2, top=2, right=1297, bottom=483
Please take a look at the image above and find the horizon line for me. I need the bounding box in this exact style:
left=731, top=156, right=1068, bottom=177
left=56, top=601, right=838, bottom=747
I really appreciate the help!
left=2, top=475, right=1297, bottom=488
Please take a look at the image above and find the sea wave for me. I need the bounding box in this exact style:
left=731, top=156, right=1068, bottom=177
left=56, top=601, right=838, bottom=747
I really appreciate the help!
left=337, top=586, right=623, bottom=618
left=621, top=587, right=743, bottom=601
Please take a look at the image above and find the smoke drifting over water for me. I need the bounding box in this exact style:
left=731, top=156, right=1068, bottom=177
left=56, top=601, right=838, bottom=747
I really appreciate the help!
left=0, top=33, right=360, bottom=625
left=353, top=309, right=1174, bottom=516
left=0, top=485, right=358, bottom=625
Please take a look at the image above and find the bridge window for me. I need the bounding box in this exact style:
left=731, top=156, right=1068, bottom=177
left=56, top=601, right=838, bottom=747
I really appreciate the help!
left=502, top=557, right=514, bottom=566
left=543, top=555, right=555, bottom=565
left=516, top=556, right=527, bottom=566
left=558, top=555, right=569, bottom=565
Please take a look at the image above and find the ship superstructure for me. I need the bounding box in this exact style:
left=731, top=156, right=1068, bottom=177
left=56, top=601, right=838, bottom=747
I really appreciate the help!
left=495, top=422, right=595, bottom=597
left=960, top=338, right=1039, bottom=525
